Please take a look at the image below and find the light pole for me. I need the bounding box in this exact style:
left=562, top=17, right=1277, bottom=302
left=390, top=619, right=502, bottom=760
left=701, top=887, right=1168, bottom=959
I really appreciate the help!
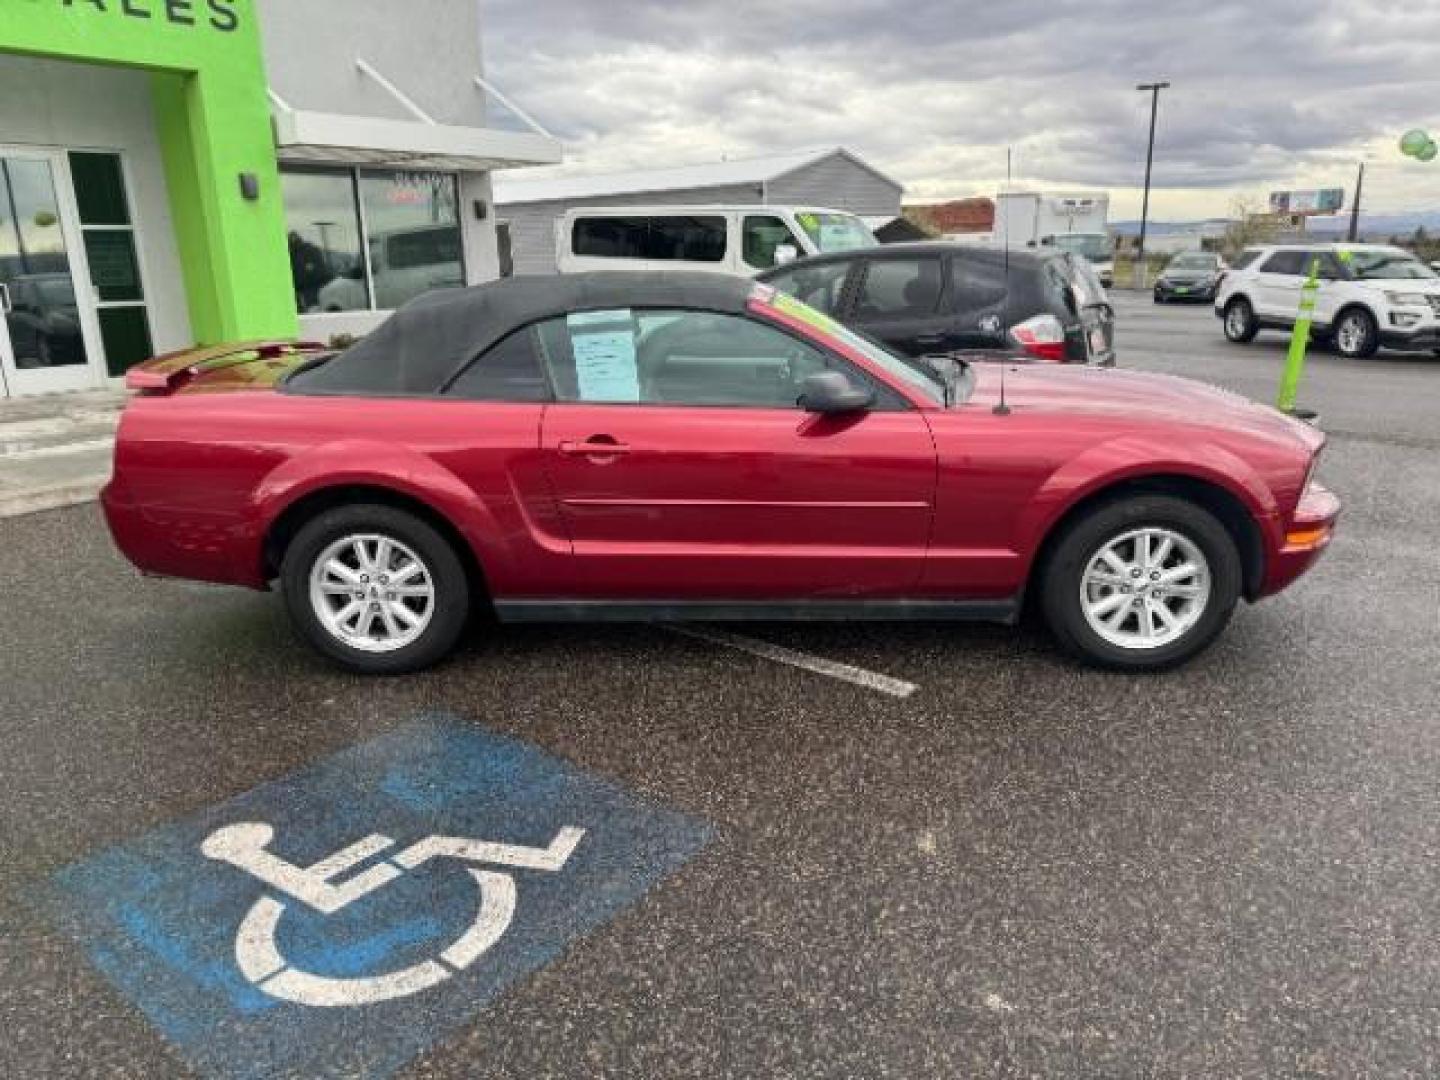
left=1135, top=81, right=1170, bottom=287
left=1347, top=161, right=1365, bottom=242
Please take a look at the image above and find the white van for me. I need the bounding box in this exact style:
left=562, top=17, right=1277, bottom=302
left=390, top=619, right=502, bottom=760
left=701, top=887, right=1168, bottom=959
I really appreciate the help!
left=555, top=206, right=877, bottom=276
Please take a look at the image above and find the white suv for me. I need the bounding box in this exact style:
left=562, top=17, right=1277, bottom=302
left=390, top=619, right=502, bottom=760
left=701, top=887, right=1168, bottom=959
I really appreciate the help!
left=1215, top=243, right=1440, bottom=358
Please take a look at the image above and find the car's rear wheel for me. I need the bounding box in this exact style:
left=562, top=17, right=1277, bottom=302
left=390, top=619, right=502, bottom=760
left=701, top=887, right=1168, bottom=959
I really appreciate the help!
left=281, top=504, right=469, bottom=674
left=1040, top=495, right=1242, bottom=671
left=1223, top=298, right=1258, bottom=343
left=1334, top=308, right=1379, bottom=358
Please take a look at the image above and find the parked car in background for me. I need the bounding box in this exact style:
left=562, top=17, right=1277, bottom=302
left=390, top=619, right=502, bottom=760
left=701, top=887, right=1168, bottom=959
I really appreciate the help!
left=758, top=242, right=1115, bottom=365
left=104, top=273, right=1336, bottom=676
left=1154, top=251, right=1227, bottom=303
left=317, top=225, right=466, bottom=312
left=1217, top=243, right=1440, bottom=358
left=554, top=206, right=876, bottom=277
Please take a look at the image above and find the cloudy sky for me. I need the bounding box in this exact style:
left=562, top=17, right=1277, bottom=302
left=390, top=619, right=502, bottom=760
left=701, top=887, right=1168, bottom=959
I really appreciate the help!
left=483, top=0, right=1440, bottom=221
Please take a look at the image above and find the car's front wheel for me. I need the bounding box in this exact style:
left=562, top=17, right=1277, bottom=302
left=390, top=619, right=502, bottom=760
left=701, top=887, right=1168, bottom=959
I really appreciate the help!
left=1333, top=307, right=1379, bottom=359
left=1222, top=298, right=1259, bottom=343
left=281, top=504, right=470, bottom=674
left=1039, top=495, right=1242, bottom=671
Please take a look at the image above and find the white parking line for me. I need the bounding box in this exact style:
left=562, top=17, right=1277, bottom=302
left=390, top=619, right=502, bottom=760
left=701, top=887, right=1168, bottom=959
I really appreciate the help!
left=669, top=625, right=919, bottom=699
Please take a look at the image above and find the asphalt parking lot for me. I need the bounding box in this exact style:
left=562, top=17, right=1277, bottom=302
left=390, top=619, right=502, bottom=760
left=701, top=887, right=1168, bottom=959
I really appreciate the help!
left=3, top=296, right=1439, bottom=1078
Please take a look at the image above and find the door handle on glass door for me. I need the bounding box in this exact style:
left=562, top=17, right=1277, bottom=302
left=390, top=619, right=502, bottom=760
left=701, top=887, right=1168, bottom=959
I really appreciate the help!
left=559, top=438, right=630, bottom=457
left=0, top=283, right=10, bottom=315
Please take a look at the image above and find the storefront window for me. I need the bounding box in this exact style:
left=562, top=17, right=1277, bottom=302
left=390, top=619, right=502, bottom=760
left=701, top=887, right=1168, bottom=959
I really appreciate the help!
left=358, top=170, right=463, bottom=310
left=279, top=168, right=366, bottom=314
left=280, top=166, right=464, bottom=315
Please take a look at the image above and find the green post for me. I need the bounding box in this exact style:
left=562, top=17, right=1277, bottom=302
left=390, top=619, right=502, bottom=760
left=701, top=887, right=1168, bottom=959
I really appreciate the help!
left=1276, top=257, right=1319, bottom=413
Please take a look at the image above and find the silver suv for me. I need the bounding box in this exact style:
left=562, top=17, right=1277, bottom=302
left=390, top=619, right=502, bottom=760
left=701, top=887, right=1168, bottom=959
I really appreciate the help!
left=1215, top=243, right=1440, bottom=358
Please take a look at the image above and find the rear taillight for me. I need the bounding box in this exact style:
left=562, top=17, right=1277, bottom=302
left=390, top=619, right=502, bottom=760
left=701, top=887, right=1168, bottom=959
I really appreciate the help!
left=1008, top=314, right=1068, bottom=362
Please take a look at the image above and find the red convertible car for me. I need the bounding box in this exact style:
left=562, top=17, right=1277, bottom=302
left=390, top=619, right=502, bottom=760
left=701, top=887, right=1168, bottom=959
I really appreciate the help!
left=103, top=273, right=1338, bottom=674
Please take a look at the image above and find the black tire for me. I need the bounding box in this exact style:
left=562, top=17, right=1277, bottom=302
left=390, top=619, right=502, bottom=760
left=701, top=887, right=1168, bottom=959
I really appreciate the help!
left=1153, top=293, right=1164, bottom=304
left=1333, top=307, right=1379, bottom=359
left=280, top=504, right=470, bottom=675
left=1039, top=495, right=1242, bottom=671
left=1222, top=297, right=1258, bottom=343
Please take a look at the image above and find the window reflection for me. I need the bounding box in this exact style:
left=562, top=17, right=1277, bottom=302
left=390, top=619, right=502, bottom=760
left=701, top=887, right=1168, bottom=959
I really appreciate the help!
left=280, top=167, right=465, bottom=314
left=279, top=169, right=365, bottom=314
left=359, top=170, right=464, bottom=310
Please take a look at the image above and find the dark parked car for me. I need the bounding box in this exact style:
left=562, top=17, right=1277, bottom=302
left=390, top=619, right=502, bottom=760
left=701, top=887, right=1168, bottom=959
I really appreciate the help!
left=757, top=241, right=1115, bottom=365
left=1154, top=252, right=1227, bottom=303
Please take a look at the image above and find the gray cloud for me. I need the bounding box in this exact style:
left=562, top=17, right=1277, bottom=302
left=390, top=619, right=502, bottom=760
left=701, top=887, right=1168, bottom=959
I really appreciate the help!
left=483, top=0, right=1440, bottom=216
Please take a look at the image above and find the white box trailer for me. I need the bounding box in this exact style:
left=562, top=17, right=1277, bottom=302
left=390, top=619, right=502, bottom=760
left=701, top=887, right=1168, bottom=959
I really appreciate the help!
left=994, top=192, right=1114, bottom=285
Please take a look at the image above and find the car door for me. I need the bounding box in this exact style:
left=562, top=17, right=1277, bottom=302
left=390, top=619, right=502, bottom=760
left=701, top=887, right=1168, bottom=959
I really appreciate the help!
left=843, top=253, right=953, bottom=356
left=1254, top=249, right=1307, bottom=320
left=1309, top=252, right=1347, bottom=328
left=536, top=306, right=937, bottom=599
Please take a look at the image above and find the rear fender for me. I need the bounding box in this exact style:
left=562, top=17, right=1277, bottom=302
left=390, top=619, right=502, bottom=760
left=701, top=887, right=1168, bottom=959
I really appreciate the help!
left=250, top=441, right=509, bottom=581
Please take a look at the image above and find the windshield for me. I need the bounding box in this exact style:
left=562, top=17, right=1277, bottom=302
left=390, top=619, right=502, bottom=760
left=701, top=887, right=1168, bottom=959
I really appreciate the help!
left=1167, top=254, right=1217, bottom=272
left=1345, top=250, right=1437, bottom=280
left=758, top=288, right=945, bottom=405
left=795, top=211, right=877, bottom=254
left=1049, top=233, right=1111, bottom=262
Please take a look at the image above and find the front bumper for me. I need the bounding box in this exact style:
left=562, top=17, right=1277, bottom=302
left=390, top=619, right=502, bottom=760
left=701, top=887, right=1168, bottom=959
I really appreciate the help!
left=1379, top=324, right=1440, bottom=351
left=1259, top=481, right=1341, bottom=597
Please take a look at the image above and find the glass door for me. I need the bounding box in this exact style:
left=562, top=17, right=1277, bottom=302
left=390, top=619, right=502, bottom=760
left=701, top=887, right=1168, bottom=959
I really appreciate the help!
left=0, top=147, right=102, bottom=397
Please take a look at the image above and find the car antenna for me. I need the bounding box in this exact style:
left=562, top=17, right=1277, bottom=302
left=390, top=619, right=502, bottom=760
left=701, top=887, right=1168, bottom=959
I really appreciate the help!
left=994, top=147, right=1014, bottom=417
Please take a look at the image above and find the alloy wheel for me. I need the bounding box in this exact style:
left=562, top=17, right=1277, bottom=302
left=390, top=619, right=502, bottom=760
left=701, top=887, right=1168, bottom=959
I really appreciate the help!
left=1079, top=527, right=1211, bottom=649
left=308, top=533, right=436, bottom=653
left=1336, top=313, right=1368, bottom=356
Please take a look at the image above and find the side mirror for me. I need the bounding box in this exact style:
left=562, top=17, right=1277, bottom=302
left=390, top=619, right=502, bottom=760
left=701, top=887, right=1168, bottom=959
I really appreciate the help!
left=774, top=243, right=799, bottom=266
left=799, top=371, right=874, bottom=415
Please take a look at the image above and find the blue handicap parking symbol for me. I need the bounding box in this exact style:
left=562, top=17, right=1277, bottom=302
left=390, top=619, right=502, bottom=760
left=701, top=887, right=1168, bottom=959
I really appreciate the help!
left=37, top=716, right=712, bottom=1079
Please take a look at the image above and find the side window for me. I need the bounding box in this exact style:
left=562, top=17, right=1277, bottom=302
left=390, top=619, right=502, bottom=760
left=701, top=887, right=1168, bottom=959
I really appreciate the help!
left=445, top=326, right=550, bottom=401
left=537, top=307, right=873, bottom=409
left=946, top=254, right=1008, bottom=312
left=1316, top=253, right=1345, bottom=281
left=743, top=215, right=803, bottom=269
left=572, top=217, right=648, bottom=258
left=1261, top=250, right=1305, bottom=275
left=648, top=216, right=727, bottom=262
left=853, top=258, right=944, bottom=319
left=1229, top=249, right=1263, bottom=271
left=570, top=216, right=726, bottom=262
left=765, top=260, right=852, bottom=315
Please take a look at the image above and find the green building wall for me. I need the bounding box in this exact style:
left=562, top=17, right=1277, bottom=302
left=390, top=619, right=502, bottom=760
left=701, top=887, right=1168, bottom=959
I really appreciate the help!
left=0, top=0, right=297, bottom=344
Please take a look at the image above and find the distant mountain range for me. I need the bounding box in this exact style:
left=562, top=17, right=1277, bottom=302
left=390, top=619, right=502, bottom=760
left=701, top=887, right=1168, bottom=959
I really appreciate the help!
left=1111, top=211, right=1440, bottom=239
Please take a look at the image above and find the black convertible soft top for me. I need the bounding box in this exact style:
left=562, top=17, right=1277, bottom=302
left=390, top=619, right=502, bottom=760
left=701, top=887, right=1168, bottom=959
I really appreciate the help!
left=288, top=272, right=756, bottom=395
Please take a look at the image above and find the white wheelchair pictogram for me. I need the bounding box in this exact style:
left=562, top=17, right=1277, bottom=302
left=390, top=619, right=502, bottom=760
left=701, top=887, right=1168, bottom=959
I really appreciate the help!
left=202, top=821, right=585, bottom=1007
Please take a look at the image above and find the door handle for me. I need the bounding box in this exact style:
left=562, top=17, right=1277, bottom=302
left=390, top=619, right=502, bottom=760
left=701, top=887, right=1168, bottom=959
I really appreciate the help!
left=0, top=283, right=10, bottom=316
left=559, top=437, right=630, bottom=457
left=914, top=332, right=945, bottom=347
